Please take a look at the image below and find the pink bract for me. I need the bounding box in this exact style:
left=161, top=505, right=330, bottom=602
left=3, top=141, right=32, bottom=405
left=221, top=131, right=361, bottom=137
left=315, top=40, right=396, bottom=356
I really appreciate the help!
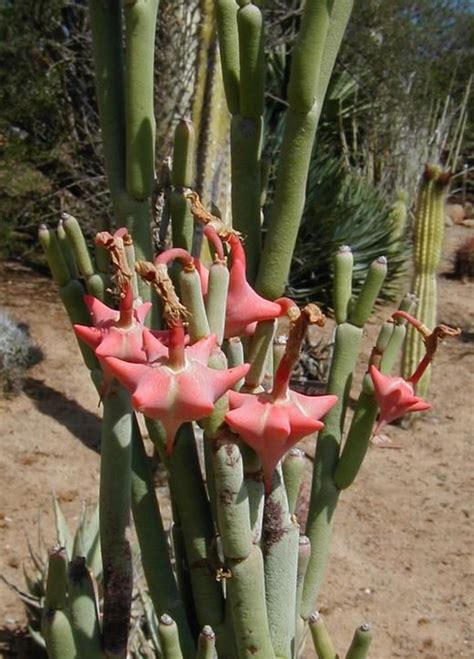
left=369, top=365, right=431, bottom=434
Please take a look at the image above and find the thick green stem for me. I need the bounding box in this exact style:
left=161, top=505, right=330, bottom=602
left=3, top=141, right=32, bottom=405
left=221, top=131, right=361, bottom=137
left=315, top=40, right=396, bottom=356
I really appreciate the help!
left=179, top=268, right=211, bottom=340
left=124, top=0, right=159, bottom=201
left=130, top=422, right=194, bottom=656
left=169, top=424, right=225, bottom=632
left=230, top=115, right=263, bottom=284
left=303, top=258, right=386, bottom=617
left=335, top=295, right=415, bottom=490
left=100, top=385, right=133, bottom=658
left=243, top=319, right=276, bottom=390
left=42, top=548, right=76, bottom=659
left=308, top=612, right=338, bottom=659
left=170, top=119, right=195, bottom=253
left=216, top=0, right=240, bottom=114
left=158, top=614, right=184, bottom=659
left=197, top=626, right=216, bottom=659
left=295, top=536, right=311, bottom=649
left=282, top=448, right=305, bottom=516
left=212, top=433, right=252, bottom=559
left=256, top=1, right=353, bottom=299
left=205, top=261, right=230, bottom=345
left=226, top=545, right=276, bottom=658
left=68, top=557, right=104, bottom=659
left=263, top=467, right=299, bottom=659
left=345, top=624, right=373, bottom=659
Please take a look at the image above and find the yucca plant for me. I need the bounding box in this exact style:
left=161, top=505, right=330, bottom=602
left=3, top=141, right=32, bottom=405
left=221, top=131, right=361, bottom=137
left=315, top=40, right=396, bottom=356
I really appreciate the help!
left=287, top=147, right=409, bottom=307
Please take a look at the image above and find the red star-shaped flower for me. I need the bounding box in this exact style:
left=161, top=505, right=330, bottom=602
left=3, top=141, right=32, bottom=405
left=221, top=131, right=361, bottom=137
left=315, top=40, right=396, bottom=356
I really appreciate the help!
left=369, top=365, right=431, bottom=434
left=225, top=389, right=337, bottom=492
left=104, top=333, right=250, bottom=455
left=224, top=235, right=287, bottom=338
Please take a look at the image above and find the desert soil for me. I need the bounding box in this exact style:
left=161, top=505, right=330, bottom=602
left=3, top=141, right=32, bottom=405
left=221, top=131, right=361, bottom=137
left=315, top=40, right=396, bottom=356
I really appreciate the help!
left=0, top=224, right=472, bottom=658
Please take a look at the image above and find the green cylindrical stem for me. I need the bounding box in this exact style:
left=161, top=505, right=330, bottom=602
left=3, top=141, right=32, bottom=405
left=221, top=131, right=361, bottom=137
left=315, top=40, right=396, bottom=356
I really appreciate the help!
left=42, top=548, right=76, bottom=659
left=302, top=322, right=363, bottom=618
left=226, top=545, right=275, bottom=658
left=345, top=624, right=373, bottom=659
left=170, top=119, right=195, bottom=254
left=42, top=609, right=77, bottom=659
left=230, top=114, right=263, bottom=284
left=349, top=257, right=387, bottom=328
left=237, top=3, right=264, bottom=119
left=216, top=0, right=240, bottom=114
left=263, top=466, right=299, bottom=659
left=88, top=0, right=126, bottom=207
left=243, top=319, right=276, bottom=390
left=197, top=625, right=216, bottom=659
left=296, top=536, right=311, bottom=645
left=45, top=547, right=69, bottom=610
left=206, top=261, right=230, bottom=345
left=85, top=273, right=107, bottom=301
left=68, top=557, right=104, bottom=659
left=39, top=225, right=71, bottom=287
left=240, top=442, right=265, bottom=544
left=204, top=434, right=219, bottom=524
left=334, top=390, right=377, bottom=491
left=335, top=300, right=414, bottom=490
left=333, top=246, right=354, bottom=325
left=212, top=434, right=252, bottom=559
left=308, top=612, right=337, bottom=659
left=282, top=448, right=306, bottom=516
left=170, top=191, right=194, bottom=254
left=179, top=268, right=211, bottom=341
left=123, top=0, right=159, bottom=200
left=256, top=106, right=318, bottom=299
left=130, top=422, right=194, bottom=656
left=171, top=523, right=197, bottom=638
left=57, top=220, right=79, bottom=280
left=286, top=0, right=332, bottom=113
left=256, top=1, right=353, bottom=299
left=59, top=280, right=99, bottom=371
left=100, top=385, right=133, bottom=658
left=62, top=213, right=95, bottom=279
left=169, top=424, right=225, bottom=631
left=224, top=338, right=245, bottom=390
left=379, top=297, right=415, bottom=375
left=158, top=614, right=184, bottom=659
left=172, top=119, right=195, bottom=188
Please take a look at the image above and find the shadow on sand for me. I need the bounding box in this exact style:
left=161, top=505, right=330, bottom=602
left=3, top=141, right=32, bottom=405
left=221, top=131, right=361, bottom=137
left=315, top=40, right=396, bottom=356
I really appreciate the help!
left=23, top=378, right=101, bottom=453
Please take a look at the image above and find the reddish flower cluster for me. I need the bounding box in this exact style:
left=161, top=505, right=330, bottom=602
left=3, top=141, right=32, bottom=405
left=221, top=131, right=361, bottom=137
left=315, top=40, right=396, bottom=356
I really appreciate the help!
left=74, top=225, right=339, bottom=487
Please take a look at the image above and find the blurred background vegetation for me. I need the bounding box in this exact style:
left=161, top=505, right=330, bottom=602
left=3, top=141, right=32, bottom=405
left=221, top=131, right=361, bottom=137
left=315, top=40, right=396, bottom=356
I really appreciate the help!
left=0, top=0, right=472, bottom=308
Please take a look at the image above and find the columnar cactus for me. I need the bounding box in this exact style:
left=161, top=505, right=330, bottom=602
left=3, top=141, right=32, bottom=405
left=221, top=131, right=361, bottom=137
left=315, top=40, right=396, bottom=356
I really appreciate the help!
left=401, top=164, right=451, bottom=397
left=36, top=3, right=460, bottom=659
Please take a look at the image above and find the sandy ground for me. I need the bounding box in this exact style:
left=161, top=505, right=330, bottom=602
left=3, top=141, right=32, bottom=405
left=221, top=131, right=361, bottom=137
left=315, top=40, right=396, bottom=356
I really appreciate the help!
left=0, top=224, right=472, bottom=658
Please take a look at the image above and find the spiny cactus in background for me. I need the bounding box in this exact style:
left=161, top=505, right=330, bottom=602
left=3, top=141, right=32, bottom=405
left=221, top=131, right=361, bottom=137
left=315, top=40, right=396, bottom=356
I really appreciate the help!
left=401, top=164, right=451, bottom=398
left=453, top=236, right=474, bottom=280
left=0, top=310, right=42, bottom=396
left=388, top=189, right=409, bottom=244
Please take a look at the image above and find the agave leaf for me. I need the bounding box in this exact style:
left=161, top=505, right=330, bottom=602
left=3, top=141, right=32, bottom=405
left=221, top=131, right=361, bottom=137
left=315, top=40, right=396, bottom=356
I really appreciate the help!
left=25, top=532, right=47, bottom=576
left=28, top=625, right=47, bottom=649
left=22, top=565, right=43, bottom=599
left=52, top=493, right=73, bottom=558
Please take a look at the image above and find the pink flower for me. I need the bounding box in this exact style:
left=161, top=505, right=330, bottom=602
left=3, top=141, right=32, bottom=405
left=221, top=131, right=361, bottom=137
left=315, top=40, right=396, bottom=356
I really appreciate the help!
left=225, top=389, right=337, bottom=492
left=104, top=331, right=250, bottom=455
left=224, top=235, right=289, bottom=338
left=369, top=365, right=431, bottom=434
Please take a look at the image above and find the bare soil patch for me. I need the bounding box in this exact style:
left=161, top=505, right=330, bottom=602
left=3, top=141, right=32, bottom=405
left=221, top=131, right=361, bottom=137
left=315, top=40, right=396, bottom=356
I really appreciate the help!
left=0, top=225, right=472, bottom=658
